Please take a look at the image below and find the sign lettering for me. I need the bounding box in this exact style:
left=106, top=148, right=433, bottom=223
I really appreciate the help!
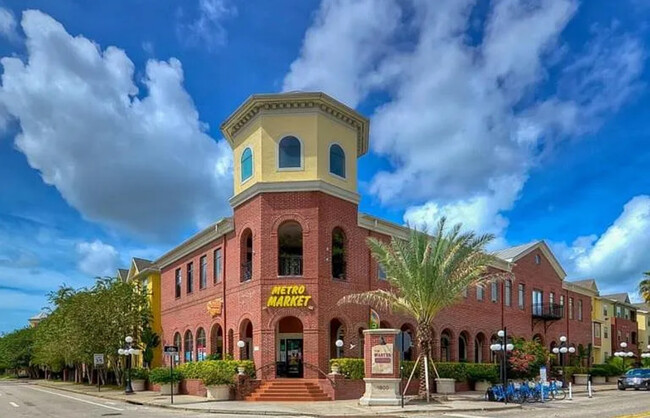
left=371, top=343, right=394, bottom=374
left=266, top=285, right=312, bottom=308
left=93, top=354, right=105, bottom=366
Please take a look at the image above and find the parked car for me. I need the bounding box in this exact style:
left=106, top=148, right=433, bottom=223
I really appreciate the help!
left=617, top=369, right=650, bottom=391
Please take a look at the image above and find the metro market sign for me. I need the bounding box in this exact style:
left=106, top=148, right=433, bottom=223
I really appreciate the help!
left=266, top=285, right=312, bottom=308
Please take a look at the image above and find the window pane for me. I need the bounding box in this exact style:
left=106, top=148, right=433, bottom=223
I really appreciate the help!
left=279, top=136, right=301, bottom=168
left=241, top=148, right=253, bottom=181
left=329, top=144, right=346, bottom=178
left=505, top=280, right=511, bottom=306
left=378, top=263, right=387, bottom=280
left=200, top=256, right=207, bottom=289
left=214, top=248, right=222, bottom=284
left=175, top=268, right=181, bottom=298
left=187, top=262, right=194, bottom=293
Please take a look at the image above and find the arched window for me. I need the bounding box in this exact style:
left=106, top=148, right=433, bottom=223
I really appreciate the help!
left=278, top=136, right=302, bottom=168
left=474, top=333, right=486, bottom=363
left=241, top=229, right=253, bottom=282
left=184, top=330, right=194, bottom=362
left=329, top=144, right=346, bottom=178
left=196, top=328, right=206, bottom=361
left=329, top=318, right=345, bottom=359
left=241, top=147, right=253, bottom=182
left=458, top=332, right=468, bottom=362
left=331, top=227, right=346, bottom=279
left=440, top=331, right=451, bottom=362
left=278, top=221, right=303, bottom=276
left=173, top=332, right=182, bottom=364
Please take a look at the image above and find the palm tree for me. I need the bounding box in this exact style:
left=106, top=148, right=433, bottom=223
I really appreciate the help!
left=640, top=272, right=650, bottom=303
left=338, top=218, right=506, bottom=398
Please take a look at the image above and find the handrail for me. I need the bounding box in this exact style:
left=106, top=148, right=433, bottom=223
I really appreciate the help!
left=252, top=362, right=277, bottom=380
left=303, top=362, right=336, bottom=387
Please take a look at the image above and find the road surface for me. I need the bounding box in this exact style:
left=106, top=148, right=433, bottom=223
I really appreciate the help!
left=0, top=380, right=265, bottom=417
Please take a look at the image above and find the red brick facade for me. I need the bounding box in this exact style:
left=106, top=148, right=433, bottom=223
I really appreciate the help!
left=160, top=190, right=593, bottom=380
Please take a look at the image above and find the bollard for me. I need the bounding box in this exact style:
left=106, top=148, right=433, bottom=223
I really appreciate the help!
left=568, top=382, right=573, bottom=400
left=588, top=381, right=593, bottom=398
left=540, top=384, right=545, bottom=403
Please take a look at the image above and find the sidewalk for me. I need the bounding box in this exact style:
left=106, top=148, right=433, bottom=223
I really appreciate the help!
left=33, top=380, right=522, bottom=416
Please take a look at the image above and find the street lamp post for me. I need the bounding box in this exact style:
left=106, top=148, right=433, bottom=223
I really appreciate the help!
left=489, top=328, right=514, bottom=404
left=552, top=336, right=575, bottom=385
left=117, top=336, right=141, bottom=395
left=614, top=342, right=635, bottom=370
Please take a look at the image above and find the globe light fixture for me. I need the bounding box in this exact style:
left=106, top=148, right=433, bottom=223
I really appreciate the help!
left=506, top=343, right=514, bottom=351
left=118, top=348, right=125, bottom=355
left=125, top=336, right=133, bottom=344
left=118, top=336, right=135, bottom=395
left=335, top=339, right=344, bottom=348
left=568, top=346, right=576, bottom=354
left=497, top=330, right=505, bottom=338
left=552, top=347, right=560, bottom=354
left=621, top=342, right=628, bottom=349
left=559, top=336, right=567, bottom=343
left=237, top=340, right=245, bottom=348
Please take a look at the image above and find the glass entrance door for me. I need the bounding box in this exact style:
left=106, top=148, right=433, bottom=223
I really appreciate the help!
left=277, top=338, right=303, bottom=378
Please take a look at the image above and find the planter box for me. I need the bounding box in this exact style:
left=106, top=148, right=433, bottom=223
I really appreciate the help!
left=592, top=376, right=606, bottom=384
left=131, top=379, right=146, bottom=392
left=435, top=378, right=455, bottom=394
left=474, top=381, right=491, bottom=392
left=159, top=382, right=179, bottom=395
left=206, top=385, right=231, bottom=400
left=573, top=374, right=589, bottom=385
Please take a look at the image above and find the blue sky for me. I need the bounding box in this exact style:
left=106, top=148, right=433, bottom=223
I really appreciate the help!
left=1, top=0, right=649, bottom=333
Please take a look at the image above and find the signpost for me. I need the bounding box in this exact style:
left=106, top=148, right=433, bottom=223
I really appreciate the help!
left=163, top=345, right=179, bottom=404
left=93, top=354, right=105, bottom=392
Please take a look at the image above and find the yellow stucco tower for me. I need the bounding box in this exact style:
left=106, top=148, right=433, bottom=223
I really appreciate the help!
left=221, top=92, right=369, bottom=207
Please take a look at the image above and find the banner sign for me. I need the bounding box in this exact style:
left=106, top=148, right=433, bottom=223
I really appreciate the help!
left=371, top=343, right=394, bottom=374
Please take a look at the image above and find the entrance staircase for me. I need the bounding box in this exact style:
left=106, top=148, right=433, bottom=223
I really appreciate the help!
left=245, top=379, right=331, bottom=401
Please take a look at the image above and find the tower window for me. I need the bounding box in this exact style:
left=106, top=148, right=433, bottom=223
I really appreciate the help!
left=332, top=227, right=346, bottom=279
left=278, top=136, right=302, bottom=169
left=278, top=221, right=303, bottom=276
left=329, top=144, right=346, bottom=178
left=241, top=147, right=253, bottom=182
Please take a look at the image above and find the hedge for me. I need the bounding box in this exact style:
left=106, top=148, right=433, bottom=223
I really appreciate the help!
left=149, top=367, right=183, bottom=384
left=330, top=358, right=364, bottom=380
left=331, top=359, right=498, bottom=383
left=176, top=360, right=255, bottom=384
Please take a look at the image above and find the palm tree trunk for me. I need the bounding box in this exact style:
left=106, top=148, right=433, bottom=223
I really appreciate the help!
left=417, top=323, right=433, bottom=398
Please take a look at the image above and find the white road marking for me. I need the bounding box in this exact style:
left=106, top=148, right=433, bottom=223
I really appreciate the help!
left=104, top=401, right=116, bottom=404
left=444, top=414, right=489, bottom=418
left=9, top=401, right=19, bottom=407
left=26, top=386, right=123, bottom=411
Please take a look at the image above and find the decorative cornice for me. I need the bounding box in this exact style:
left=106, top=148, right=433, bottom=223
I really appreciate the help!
left=229, top=180, right=361, bottom=209
left=155, top=218, right=234, bottom=269
left=357, top=213, right=512, bottom=272
left=220, top=92, right=370, bottom=157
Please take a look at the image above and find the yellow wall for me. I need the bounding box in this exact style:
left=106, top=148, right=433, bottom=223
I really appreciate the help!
left=638, top=310, right=648, bottom=349
left=231, top=112, right=358, bottom=198
left=592, top=297, right=613, bottom=363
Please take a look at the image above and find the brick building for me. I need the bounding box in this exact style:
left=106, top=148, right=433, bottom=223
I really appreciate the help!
left=157, top=92, right=593, bottom=381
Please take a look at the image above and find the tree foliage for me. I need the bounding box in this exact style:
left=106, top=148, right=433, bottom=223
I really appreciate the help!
left=0, top=327, right=35, bottom=373
left=640, top=271, right=650, bottom=304
left=338, top=218, right=504, bottom=397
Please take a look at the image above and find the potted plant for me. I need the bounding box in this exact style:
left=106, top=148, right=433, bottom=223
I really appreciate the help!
left=589, top=366, right=607, bottom=384
left=204, top=365, right=234, bottom=401
left=573, top=367, right=589, bottom=385
left=129, top=368, right=149, bottom=391
left=466, top=364, right=498, bottom=392
left=149, top=367, right=182, bottom=395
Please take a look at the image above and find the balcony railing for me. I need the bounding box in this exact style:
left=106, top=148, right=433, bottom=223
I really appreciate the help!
left=532, top=303, right=563, bottom=320
left=279, top=255, right=302, bottom=276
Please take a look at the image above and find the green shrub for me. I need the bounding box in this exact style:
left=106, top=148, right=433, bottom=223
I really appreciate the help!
left=401, top=361, right=471, bottom=381
left=176, top=360, right=255, bottom=383
left=589, top=365, right=609, bottom=377
left=149, top=367, right=183, bottom=384
left=465, top=364, right=499, bottom=383
left=129, top=368, right=149, bottom=380
left=330, top=358, right=364, bottom=380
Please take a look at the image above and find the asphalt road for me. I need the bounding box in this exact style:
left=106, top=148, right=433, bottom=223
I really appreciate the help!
left=0, top=381, right=268, bottom=418
left=431, top=389, right=650, bottom=418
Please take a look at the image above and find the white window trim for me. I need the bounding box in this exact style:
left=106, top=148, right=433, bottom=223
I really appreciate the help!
left=328, top=142, right=347, bottom=180
left=241, top=146, right=254, bottom=184
left=276, top=134, right=305, bottom=171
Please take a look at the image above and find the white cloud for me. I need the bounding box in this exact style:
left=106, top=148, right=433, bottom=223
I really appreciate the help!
left=177, top=0, right=237, bottom=51
left=552, top=196, right=650, bottom=295
left=283, top=0, right=401, bottom=107
left=76, top=240, right=120, bottom=277
left=0, top=7, right=17, bottom=40
left=284, top=0, right=644, bottom=242
left=0, top=10, right=233, bottom=240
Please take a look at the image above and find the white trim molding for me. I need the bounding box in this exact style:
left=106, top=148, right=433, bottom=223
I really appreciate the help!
left=229, top=180, right=361, bottom=208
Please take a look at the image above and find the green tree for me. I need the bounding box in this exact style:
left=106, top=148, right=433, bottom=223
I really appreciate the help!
left=338, top=218, right=504, bottom=398
left=0, top=327, right=36, bottom=376
left=640, top=271, right=650, bottom=303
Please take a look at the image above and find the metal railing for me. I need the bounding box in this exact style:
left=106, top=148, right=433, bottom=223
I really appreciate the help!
left=532, top=303, right=563, bottom=319
left=279, top=255, right=302, bottom=276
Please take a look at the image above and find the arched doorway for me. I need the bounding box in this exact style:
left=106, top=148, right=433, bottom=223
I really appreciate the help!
left=474, top=333, right=486, bottom=363
left=400, top=324, right=415, bottom=361
left=440, top=329, right=452, bottom=362
left=330, top=318, right=345, bottom=359
left=210, top=323, right=223, bottom=359
left=277, top=316, right=304, bottom=378
left=239, top=320, right=253, bottom=360
left=458, top=331, right=469, bottom=362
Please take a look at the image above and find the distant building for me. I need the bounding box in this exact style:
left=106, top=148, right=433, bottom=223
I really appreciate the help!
left=28, top=311, right=48, bottom=328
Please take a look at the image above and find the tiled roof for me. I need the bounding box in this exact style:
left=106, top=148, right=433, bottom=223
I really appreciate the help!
left=492, top=242, right=539, bottom=261
left=602, top=293, right=631, bottom=304
left=570, top=279, right=598, bottom=291
left=29, top=311, right=48, bottom=321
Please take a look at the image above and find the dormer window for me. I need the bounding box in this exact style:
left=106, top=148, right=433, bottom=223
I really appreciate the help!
left=329, top=143, right=346, bottom=178
left=241, top=147, right=253, bottom=182
left=278, top=136, right=302, bottom=169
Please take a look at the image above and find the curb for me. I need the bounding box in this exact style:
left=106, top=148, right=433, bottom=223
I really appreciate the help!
left=31, top=382, right=522, bottom=417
